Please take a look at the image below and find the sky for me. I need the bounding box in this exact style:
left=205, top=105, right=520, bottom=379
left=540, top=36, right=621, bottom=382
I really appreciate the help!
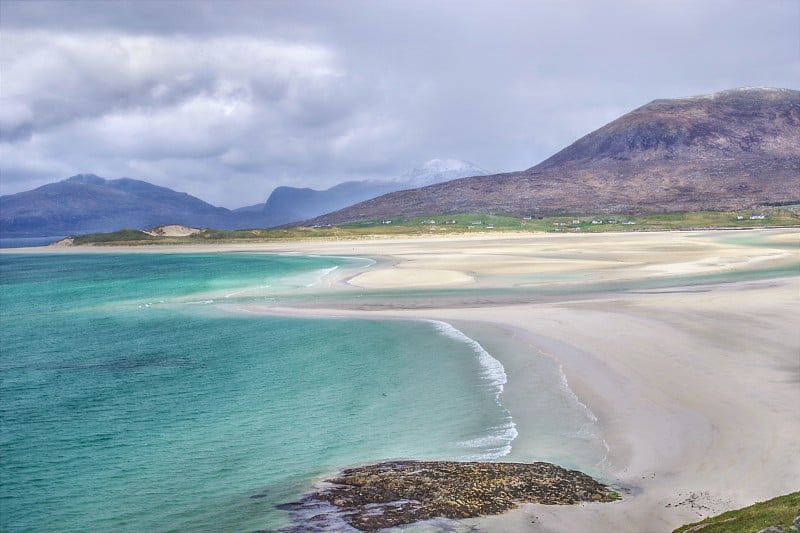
left=1, top=0, right=798, bottom=208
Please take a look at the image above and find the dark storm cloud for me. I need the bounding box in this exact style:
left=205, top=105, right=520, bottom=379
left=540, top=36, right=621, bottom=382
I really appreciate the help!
left=1, top=0, right=798, bottom=207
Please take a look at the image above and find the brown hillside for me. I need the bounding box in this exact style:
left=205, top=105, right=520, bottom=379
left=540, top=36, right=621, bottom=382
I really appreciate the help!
left=308, top=88, right=799, bottom=224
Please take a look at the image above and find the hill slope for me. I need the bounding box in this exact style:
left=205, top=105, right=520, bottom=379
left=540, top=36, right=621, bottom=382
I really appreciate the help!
left=0, top=160, right=489, bottom=237
left=307, top=88, right=800, bottom=224
left=0, top=174, right=245, bottom=236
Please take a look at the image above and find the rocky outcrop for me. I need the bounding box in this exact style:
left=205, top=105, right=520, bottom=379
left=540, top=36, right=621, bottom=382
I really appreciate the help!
left=304, top=460, right=616, bottom=531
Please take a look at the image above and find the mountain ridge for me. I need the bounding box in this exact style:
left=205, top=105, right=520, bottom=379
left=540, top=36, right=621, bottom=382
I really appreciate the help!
left=0, top=174, right=243, bottom=237
left=0, top=160, right=488, bottom=237
left=235, top=159, right=487, bottom=225
left=306, top=87, right=799, bottom=225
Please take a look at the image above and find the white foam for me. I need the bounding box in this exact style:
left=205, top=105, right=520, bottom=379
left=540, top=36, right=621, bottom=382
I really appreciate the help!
left=225, top=288, right=248, bottom=298
left=305, top=266, right=339, bottom=287
left=556, top=363, right=597, bottom=423
left=426, top=320, right=518, bottom=459
left=556, top=363, right=610, bottom=466
left=428, top=320, right=507, bottom=394
left=457, top=420, right=519, bottom=460
left=224, top=285, right=271, bottom=299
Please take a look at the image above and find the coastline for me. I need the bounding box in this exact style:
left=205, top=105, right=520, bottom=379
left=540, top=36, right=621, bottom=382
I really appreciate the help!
left=407, top=277, right=800, bottom=532
left=9, top=228, right=800, bottom=532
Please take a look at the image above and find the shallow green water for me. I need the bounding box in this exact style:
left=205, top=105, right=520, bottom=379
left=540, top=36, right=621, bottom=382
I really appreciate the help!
left=0, top=254, right=535, bottom=532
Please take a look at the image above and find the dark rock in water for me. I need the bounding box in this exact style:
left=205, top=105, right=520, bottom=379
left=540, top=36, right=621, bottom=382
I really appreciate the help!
left=274, top=501, right=305, bottom=510
left=303, top=460, right=616, bottom=531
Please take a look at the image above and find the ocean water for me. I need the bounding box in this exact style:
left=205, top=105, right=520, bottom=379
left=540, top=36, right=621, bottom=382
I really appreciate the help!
left=1, top=253, right=534, bottom=532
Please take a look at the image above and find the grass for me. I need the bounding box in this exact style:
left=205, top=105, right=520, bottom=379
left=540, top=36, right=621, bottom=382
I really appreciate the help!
left=64, top=207, right=800, bottom=245
left=672, top=492, right=800, bottom=533
left=71, top=229, right=158, bottom=245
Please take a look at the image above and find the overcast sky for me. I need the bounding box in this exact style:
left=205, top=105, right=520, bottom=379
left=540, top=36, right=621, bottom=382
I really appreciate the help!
left=1, top=0, right=798, bottom=208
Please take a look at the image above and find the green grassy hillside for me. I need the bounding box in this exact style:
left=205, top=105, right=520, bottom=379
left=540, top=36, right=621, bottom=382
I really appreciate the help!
left=673, top=492, right=799, bottom=533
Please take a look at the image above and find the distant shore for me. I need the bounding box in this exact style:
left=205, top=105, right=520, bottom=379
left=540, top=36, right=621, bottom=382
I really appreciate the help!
left=9, top=228, right=800, bottom=532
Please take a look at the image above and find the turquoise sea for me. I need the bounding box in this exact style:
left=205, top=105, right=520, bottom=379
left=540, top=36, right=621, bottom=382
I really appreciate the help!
left=0, top=253, right=602, bottom=532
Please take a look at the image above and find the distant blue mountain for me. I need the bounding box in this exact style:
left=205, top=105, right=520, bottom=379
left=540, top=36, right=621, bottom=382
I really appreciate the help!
left=237, top=180, right=400, bottom=224
left=236, top=159, right=489, bottom=224
left=0, top=174, right=276, bottom=237
left=0, top=160, right=489, bottom=239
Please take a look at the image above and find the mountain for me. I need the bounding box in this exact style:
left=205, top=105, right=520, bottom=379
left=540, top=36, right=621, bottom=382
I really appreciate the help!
left=306, top=88, right=800, bottom=225
left=236, top=159, right=487, bottom=226
left=236, top=181, right=400, bottom=225
left=0, top=174, right=246, bottom=237
left=0, top=160, right=488, bottom=238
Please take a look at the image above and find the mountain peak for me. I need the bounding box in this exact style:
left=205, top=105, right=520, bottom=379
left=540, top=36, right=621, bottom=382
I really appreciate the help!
left=64, top=174, right=106, bottom=185
left=402, top=159, right=488, bottom=186
left=419, top=158, right=480, bottom=172
left=694, top=87, right=793, bottom=99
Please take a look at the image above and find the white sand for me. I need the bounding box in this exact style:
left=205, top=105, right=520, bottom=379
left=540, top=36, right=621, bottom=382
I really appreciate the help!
left=240, top=229, right=799, bottom=532
left=348, top=267, right=475, bottom=288
left=15, top=228, right=800, bottom=531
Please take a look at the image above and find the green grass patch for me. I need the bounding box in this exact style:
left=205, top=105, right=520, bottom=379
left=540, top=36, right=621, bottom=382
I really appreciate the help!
left=672, top=492, right=800, bottom=533
left=71, top=229, right=158, bottom=245
left=65, top=207, right=800, bottom=245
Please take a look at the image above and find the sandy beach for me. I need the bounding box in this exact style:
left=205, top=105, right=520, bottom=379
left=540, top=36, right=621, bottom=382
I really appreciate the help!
left=244, top=228, right=799, bottom=532
left=14, top=228, right=800, bottom=531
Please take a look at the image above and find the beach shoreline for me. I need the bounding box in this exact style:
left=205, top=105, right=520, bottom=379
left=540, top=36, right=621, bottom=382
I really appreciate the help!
left=10, top=228, right=800, bottom=532
left=242, top=275, right=799, bottom=532
left=217, top=228, right=800, bottom=532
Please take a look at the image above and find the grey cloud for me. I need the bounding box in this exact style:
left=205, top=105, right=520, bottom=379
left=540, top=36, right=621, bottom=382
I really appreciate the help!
left=1, top=0, right=798, bottom=207
left=0, top=32, right=343, bottom=135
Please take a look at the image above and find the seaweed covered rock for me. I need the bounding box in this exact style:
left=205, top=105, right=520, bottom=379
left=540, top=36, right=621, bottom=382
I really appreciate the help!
left=310, top=460, right=616, bottom=531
